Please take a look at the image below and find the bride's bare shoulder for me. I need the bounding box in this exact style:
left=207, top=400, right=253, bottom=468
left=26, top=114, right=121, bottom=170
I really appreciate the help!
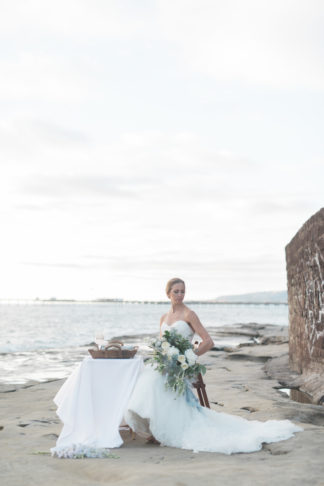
left=183, top=304, right=193, bottom=316
left=184, top=305, right=194, bottom=320
left=184, top=307, right=200, bottom=323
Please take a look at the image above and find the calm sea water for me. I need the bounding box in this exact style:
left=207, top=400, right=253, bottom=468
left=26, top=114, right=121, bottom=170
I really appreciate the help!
left=0, top=302, right=288, bottom=385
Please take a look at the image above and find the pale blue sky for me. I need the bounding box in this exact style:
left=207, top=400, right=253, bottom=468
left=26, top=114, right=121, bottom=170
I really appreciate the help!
left=0, top=1, right=323, bottom=300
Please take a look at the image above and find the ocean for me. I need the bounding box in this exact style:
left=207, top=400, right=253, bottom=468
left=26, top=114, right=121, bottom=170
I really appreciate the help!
left=0, top=302, right=288, bottom=385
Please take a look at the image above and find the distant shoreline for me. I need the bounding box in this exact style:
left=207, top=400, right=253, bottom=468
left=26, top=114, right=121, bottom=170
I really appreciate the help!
left=0, top=299, right=288, bottom=305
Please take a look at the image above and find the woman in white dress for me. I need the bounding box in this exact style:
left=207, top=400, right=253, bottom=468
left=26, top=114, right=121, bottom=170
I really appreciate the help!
left=125, top=278, right=302, bottom=454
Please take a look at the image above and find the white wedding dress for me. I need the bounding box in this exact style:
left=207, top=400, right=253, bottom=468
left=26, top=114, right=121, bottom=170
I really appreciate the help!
left=125, top=321, right=302, bottom=454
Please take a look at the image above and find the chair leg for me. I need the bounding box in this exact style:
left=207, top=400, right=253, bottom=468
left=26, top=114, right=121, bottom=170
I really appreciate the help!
left=119, top=424, right=136, bottom=439
left=201, top=384, right=210, bottom=408
left=194, top=373, right=211, bottom=408
left=196, top=387, right=204, bottom=406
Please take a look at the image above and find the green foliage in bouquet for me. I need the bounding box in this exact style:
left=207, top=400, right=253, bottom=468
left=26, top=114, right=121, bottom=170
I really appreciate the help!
left=149, top=329, right=206, bottom=396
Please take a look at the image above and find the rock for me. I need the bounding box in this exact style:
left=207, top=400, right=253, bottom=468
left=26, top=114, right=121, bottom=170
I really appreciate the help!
left=241, top=406, right=257, bottom=413
left=231, top=384, right=249, bottom=391
left=263, top=444, right=290, bottom=455
left=1, top=330, right=323, bottom=486
left=227, top=353, right=271, bottom=363
left=275, top=400, right=324, bottom=426
left=285, top=208, right=324, bottom=403
left=219, top=366, right=231, bottom=372
left=0, top=385, right=17, bottom=393
left=222, top=346, right=237, bottom=353
left=260, top=336, right=288, bottom=345
left=264, top=354, right=301, bottom=387
left=238, top=342, right=256, bottom=347
left=42, top=433, right=58, bottom=439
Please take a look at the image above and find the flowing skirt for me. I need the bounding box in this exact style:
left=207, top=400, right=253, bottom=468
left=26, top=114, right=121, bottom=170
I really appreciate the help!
left=125, top=365, right=302, bottom=454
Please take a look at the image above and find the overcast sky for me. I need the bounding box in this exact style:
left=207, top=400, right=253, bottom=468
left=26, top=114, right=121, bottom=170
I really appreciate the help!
left=1, top=0, right=323, bottom=300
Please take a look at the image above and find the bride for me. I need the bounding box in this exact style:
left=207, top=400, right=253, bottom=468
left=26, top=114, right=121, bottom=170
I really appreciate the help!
left=125, top=278, right=302, bottom=454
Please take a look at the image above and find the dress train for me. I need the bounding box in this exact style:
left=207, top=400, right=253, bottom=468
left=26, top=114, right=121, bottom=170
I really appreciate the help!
left=125, top=321, right=302, bottom=454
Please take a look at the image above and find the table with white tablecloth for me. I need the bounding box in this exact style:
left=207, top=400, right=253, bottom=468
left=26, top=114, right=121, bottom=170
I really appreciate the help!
left=51, top=356, right=143, bottom=456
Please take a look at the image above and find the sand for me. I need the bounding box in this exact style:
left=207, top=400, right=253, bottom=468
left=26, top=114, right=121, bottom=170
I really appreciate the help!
left=1, top=324, right=324, bottom=486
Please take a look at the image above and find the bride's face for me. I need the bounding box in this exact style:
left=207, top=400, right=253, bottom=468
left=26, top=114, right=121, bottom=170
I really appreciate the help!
left=169, top=283, right=185, bottom=304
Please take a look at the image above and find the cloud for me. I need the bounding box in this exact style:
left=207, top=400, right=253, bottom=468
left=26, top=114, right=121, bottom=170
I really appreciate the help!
left=18, top=174, right=142, bottom=200
left=0, top=1, right=153, bottom=39
left=0, top=52, right=92, bottom=102
left=1, top=121, right=248, bottom=172
left=156, top=0, right=324, bottom=90
left=22, top=261, right=83, bottom=269
left=0, top=2, right=157, bottom=105
left=2, top=1, right=322, bottom=96
left=22, top=253, right=283, bottom=275
left=0, top=2, right=322, bottom=299
left=0, top=119, right=91, bottom=173
left=21, top=120, right=89, bottom=145
left=1, top=123, right=257, bottom=203
left=5, top=123, right=321, bottom=220
left=0, top=119, right=89, bottom=148
left=252, top=199, right=316, bottom=214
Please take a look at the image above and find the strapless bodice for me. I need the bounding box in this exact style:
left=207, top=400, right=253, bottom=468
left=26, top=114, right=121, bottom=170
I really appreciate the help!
left=161, top=320, right=194, bottom=340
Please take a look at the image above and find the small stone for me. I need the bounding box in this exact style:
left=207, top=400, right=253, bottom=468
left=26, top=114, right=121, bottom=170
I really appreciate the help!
left=223, top=346, right=236, bottom=353
left=241, top=406, right=257, bottom=413
left=43, top=433, right=59, bottom=439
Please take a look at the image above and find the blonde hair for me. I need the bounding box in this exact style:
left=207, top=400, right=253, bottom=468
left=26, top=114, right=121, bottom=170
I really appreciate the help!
left=165, top=278, right=185, bottom=297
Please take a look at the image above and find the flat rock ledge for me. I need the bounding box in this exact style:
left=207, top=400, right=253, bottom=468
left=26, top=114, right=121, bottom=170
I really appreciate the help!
left=2, top=323, right=324, bottom=486
left=265, top=354, right=324, bottom=405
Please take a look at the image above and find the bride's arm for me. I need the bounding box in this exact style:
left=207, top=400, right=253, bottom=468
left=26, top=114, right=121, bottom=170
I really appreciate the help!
left=187, top=311, right=214, bottom=356
left=159, top=314, right=167, bottom=338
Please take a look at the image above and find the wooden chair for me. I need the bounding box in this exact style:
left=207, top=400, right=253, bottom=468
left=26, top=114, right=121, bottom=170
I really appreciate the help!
left=192, top=372, right=210, bottom=408
left=119, top=424, right=136, bottom=439
left=122, top=374, right=210, bottom=442
left=192, top=340, right=210, bottom=408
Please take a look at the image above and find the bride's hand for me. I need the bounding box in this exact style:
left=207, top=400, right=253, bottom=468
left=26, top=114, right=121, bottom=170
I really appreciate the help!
left=188, top=311, right=214, bottom=356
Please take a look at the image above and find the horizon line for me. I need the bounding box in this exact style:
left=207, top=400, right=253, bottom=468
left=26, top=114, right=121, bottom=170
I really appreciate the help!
left=0, top=297, right=288, bottom=305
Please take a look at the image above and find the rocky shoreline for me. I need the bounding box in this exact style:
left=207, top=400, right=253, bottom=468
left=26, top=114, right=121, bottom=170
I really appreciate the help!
left=1, top=323, right=324, bottom=485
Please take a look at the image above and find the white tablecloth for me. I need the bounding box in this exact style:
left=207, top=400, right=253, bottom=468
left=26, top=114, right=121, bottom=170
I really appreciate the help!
left=51, top=356, right=143, bottom=456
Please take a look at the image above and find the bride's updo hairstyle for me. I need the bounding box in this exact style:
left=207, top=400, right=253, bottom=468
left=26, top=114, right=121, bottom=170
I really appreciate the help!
left=166, top=278, right=185, bottom=297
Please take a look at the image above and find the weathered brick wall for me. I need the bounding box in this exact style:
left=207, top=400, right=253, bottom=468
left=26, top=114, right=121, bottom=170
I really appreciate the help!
left=286, top=208, right=324, bottom=373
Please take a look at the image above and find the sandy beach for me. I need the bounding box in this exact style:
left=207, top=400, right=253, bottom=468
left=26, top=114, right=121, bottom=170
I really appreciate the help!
left=1, top=324, right=324, bottom=486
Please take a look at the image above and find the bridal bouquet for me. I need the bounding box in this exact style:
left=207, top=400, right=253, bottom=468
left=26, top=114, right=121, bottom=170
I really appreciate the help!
left=149, top=329, right=206, bottom=396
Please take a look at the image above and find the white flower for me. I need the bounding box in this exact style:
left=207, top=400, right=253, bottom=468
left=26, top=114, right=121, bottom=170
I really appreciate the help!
left=161, top=341, right=170, bottom=351
left=181, top=362, right=189, bottom=370
left=177, top=354, right=186, bottom=363
left=167, top=346, right=179, bottom=357
left=185, top=348, right=197, bottom=366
